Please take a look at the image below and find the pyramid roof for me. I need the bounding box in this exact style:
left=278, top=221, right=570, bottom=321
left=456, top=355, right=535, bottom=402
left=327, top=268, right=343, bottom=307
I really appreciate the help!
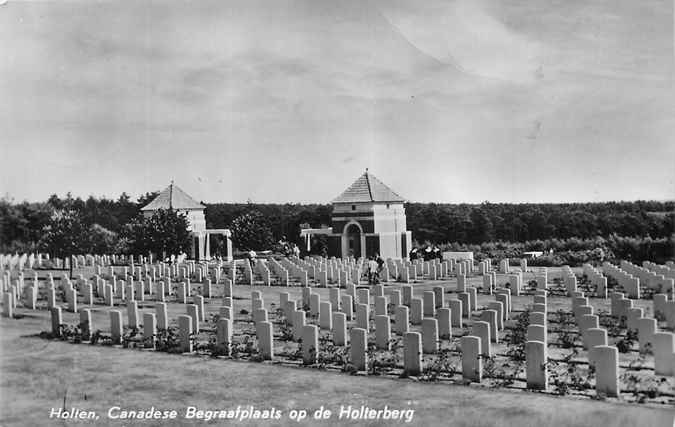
left=141, top=183, right=204, bottom=211
left=332, top=171, right=406, bottom=204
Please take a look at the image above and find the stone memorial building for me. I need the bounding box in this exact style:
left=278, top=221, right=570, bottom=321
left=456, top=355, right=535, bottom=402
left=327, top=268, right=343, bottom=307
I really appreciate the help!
left=141, top=182, right=232, bottom=261
left=302, top=170, right=412, bottom=259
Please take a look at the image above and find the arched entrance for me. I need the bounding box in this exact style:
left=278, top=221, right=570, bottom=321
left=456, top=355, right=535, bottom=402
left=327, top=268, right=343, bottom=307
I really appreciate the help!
left=345, top=223, right=362, bottom=258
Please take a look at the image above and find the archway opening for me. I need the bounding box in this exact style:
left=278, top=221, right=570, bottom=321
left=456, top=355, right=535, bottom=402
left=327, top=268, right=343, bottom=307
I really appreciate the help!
left=345, top=223, right=361, bottom=258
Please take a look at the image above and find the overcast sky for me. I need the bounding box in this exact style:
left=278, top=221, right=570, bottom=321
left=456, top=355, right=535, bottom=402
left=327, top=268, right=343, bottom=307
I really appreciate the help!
left=1, top=0, right=673, bottom=204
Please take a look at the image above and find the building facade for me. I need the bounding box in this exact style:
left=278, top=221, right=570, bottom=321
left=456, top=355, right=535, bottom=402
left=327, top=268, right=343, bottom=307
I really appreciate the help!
left=141, top=182, right=232, bottom=261
left=303, top=171, right=412, bottom=259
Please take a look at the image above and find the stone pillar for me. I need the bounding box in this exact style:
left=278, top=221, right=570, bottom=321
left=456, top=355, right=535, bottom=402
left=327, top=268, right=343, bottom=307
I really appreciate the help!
left=187, top=304, right=200, bottom=334
left=487, top=301, right=504, bottom=330
left=3, top=292, right=13, bottom=318
left=481, top=310, right=499, bottom=342
left=110, top=310, right=123, bottom=344
left=374, top=315, right=391, bottom=350
left=216, top=318, right=232, bottom=355
left=590, top=346, right=619, bottom=397
left=389, top=290, right=401, bottom=310
left=156, top=282, right=165, bottom=302
left=653, top=332, right=674, bottom=376
left=457, top=274, right=466, bottom=292
left=472, top=321, right=491, bottom=356
left=437, top=308, right=452, bottom=339
left=223, top=279, right=233, bottom=299
left=422, top=318, right=439, bottom=354
left=357, top=288, right=370, bottom=307
left=530, top=312, right=546, bottom=326
left=395, top=305, right=409, bottom=335
left=178, top=315, right=193, bottom=353
left=302, top=325, right=319, bottom=365
left=356, top=303, right=369, bottom=330
left=404, top=332, right=422, bottom=376
left=401, top=285, right=412, bottom=306
left=350, top=328, right=367, bottom=371
left=143, top=313, right=157, bottom=349
left=448, top=299, right=463, bottom=327
left=127, top=301, right=139, bottom=329
left=374, top=296, right=387, bottom=316
left=156, top=302, right=168, bottom=330
left=411, top=298, right=423, bottom=325
left=467, top=288, right=477, bottom=314
left=194, top=295, right=205, bottom=322
left=461, top=336, right=482, bottom=382
left=50, top=306, right=63, bottom=336
left=329, top=288, right=340, bottom=311
left=526, top=325, right=546, bottom=344
left=526, top=341, right=547, bottom=390
left=341, top=295, right=354, bottom=320
left=292, top=310, right=306, bottom=341
left=253, top=308, right=268, bottom=324
left=332, top=312, right=347, bottom=346
left=219, top=305, right=233, bottom=320
left=256, top=321, right=274, bottom=360
left=637, top=317, right=657, bottom=353
left=79, top=309, right=92, bottom=341
left=319, top=302, right=332, bottom=330
left=423, top=291, right=435, bottom=317
left=586, top=328, right=607, bottom=351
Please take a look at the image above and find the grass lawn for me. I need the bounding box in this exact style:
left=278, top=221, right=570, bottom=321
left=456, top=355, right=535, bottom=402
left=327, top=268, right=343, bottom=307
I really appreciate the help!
left=1, top=310, right=673, bottom=427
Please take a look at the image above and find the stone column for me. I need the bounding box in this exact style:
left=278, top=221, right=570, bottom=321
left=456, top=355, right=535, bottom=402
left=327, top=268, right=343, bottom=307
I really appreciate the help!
left=411, top=298, right=423, bottom=325
left=526, top=325, right=546, bottom=344
left=79, top=309, right=92, bottom=341
left=526, top=341, right=547, bottom=390
left=187, top=304, right=200, bottom=334
left=110, top=310, right=123, bottom=345
left=401, top=285, right=412, bottom=306
left=332, top=312, right=347, bottom=346
left=461, top=336, right=482, bottom=382
left=404, top=332, right=422, bottom=376
left=448, top=299, right=463, bottom=327
left=178, top=315, right=193, bottom=353
left=292, top=310, right=306, bottom=341
left=143, top=313, right=157, bottom=349
left=437, top=308, right=452, bottom=339
left=423, top=291, right=435, bottom=317
left=350, top=328, right=367, bottom=371
left=319, top=302, right=332, bottom=330
left=256, top=321, right=274, bottom=360
left=374, top=315, right=391, bottom=350
left=127, top=301, right=139, bottom=329
left=341, top=295, right=354, bottom=320
left=422, top=318, right=439, bottom=354
left=653, top=332, right=674, bottom=375
left=590, top=345, right=619, bottom=397
left=51, top=306, right=63, bottom=336
left=216, top=318, right=232, bottom=355
left=356, top=303, right=369, bottom=330
left=472, top=321, right=491, bottom=356
left=481, top=310, right=499, bottom=342
left=156, top=302, right=168, bottom=330
left=374, top=296, right=387, bottom=316
left=395, top=305, right=409, bottom=335
left=637, top=317, right=657, bottom=353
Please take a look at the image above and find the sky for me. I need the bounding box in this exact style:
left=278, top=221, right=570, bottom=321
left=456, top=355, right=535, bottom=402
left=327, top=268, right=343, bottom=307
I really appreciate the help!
left=1, top=0, right=673, bottom=204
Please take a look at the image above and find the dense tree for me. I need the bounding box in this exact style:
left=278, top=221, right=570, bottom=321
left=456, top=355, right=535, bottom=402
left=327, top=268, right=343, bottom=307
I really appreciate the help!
left=230, top=210, right=274, bottom=251
left=121, top=209, right=191, bottom=258
left=38, top=210, right=90, bottom=258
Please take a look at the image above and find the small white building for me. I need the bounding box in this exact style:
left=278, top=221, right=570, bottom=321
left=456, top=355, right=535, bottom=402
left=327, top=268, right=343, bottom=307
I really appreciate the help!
left=141, top=182, right=232, bottom=261
left=303, top=170, right=413, bottom=259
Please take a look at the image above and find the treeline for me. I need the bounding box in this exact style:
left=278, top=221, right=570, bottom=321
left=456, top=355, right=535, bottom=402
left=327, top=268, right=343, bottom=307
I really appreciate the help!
left=405, top=201, right=674, bottom=244
left=1, top=194, right=673, bottom=264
